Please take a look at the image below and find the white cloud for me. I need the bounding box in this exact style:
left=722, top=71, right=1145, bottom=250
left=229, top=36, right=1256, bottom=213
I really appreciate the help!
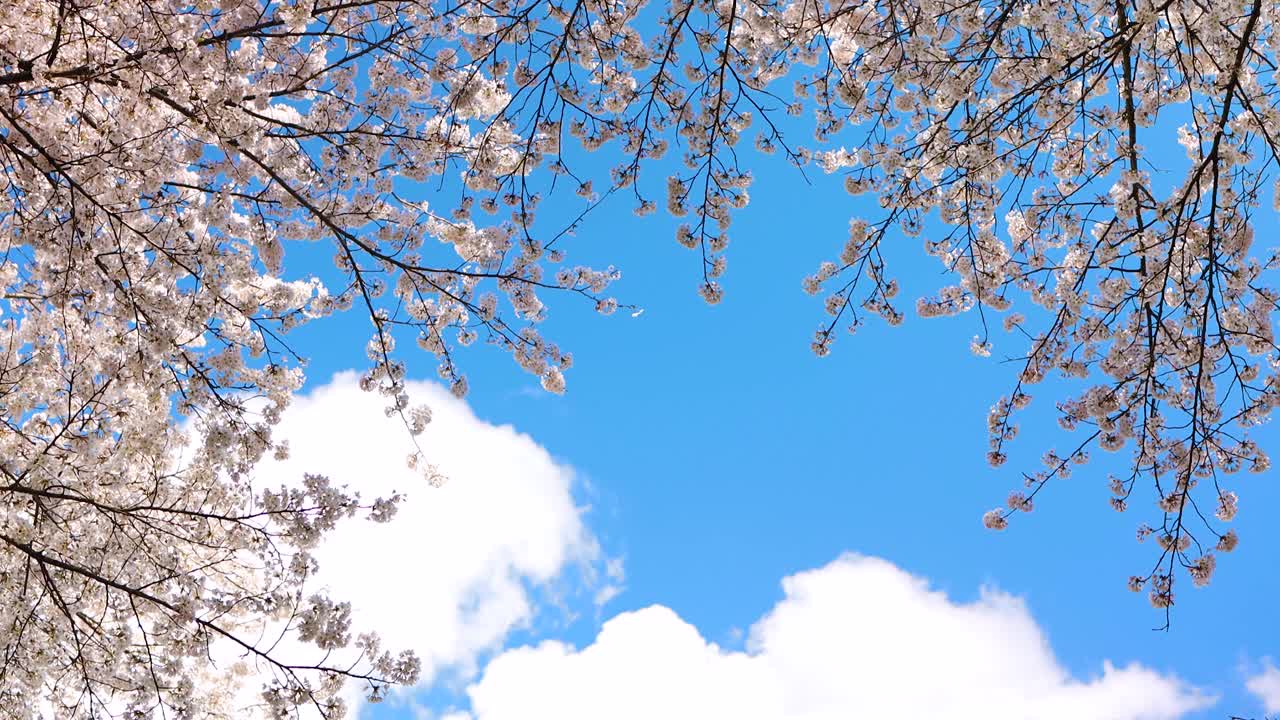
left=1246, top=659, right=1280, bottom=714
left=462, top=554, right=1212, bottom=720
left=232, top=372, right=608, bottom=709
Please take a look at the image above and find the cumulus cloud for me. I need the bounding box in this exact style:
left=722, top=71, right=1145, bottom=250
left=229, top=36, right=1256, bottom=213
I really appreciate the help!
left=1246, top=659, right=1280, bottom=714
left=230, top=372, right=610, bottom=709
left=462, top=554, right=1212, bottom=720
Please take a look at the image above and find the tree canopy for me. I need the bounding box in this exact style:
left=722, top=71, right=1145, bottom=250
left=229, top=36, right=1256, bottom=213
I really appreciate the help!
left=2, top=0, right=1278, bottom=715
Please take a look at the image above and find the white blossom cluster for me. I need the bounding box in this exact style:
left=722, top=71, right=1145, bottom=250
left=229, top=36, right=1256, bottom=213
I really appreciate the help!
left=2, top=0, right=1278, bottom=710
left=0, top=0, right=621, bottom=715
left=784, top=0, right=1279, bottom=616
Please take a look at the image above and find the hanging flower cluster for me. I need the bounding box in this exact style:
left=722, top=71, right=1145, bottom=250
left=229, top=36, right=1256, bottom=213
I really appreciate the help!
left=3, top=0, right=1278, bottom=713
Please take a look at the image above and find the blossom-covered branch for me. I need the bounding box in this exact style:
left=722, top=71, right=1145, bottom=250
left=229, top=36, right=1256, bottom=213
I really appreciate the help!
left=4, top=0, right=1279, bottom=714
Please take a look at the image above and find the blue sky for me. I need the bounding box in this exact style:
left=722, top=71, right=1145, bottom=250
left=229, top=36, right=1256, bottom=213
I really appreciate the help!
left=264, top=135, right=1280, bottom=719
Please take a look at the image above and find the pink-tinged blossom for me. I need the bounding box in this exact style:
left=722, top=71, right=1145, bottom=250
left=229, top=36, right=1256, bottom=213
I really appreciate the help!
left=1, top=0, right=1275, bottom=710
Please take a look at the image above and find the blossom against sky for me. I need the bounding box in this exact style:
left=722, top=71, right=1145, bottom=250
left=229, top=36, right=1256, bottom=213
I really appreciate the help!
left=274, top=156, right=1280, bottom=720
left=8, top=0, right=1280, bottom=715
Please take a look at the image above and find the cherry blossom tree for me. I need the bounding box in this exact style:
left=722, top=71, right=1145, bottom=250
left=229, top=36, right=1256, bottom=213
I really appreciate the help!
left=2, top=0, right=1277, bottom=714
